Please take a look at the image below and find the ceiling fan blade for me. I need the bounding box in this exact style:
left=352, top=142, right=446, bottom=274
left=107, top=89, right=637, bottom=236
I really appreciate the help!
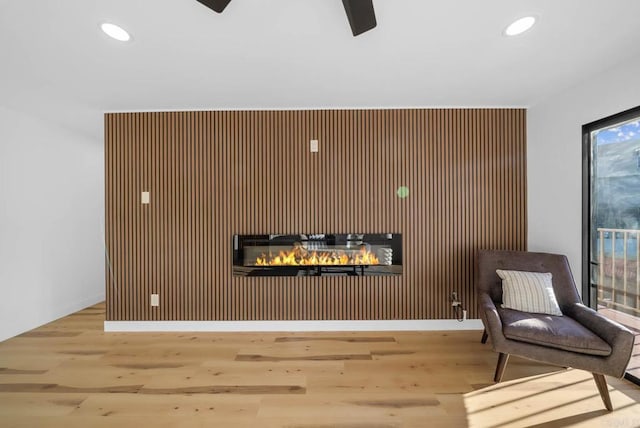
left=342, top=0, right=377, bottom=36
left=196, top=0, right=232, bottom=14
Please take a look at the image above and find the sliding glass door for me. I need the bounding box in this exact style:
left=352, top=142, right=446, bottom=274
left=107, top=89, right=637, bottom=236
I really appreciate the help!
left=583, top=106, right=640, bottom=384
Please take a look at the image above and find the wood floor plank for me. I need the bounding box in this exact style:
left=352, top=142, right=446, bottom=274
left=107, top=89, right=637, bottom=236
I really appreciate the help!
left=0, top=393, right=87, bottom=417
left=0, top=383, right=144, bottom=393
left=0, top=368, right=48, bottom=375
left=235, top=353, right=372, bottom=362
left=18, top=332, right=82, bottom=338
left=70, top=393, right=261, bottom=418
left=0, top=416, right=207, bottom=428
left=274, top=336, right=397, bottom=343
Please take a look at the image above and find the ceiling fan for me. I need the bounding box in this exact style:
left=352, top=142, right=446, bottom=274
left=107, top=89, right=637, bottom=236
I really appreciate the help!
left=195, top=0, right=377, bottom=36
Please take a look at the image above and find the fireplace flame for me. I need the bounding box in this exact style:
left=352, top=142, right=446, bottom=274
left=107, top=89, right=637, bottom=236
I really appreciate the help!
left=255, top=246, right=379, bottom=266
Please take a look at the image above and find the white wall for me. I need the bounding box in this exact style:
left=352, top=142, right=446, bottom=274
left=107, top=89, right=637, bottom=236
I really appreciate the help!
left=528, top=55, right=640, bottom=290
left=0, top=105, right=104, bottom=341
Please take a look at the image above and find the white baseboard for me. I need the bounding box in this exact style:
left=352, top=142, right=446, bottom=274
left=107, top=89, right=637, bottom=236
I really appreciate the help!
left=104, top=319, right=484, bottom=332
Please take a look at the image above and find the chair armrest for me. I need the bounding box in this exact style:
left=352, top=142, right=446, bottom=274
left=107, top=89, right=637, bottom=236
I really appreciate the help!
left=478, top=292, right=506, bottom=348
left=564, top=303, right=635, bottom=376
left=564, top=303, right=633, bottom=346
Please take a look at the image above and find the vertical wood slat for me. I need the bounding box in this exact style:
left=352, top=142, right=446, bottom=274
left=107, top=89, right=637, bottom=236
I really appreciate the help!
left=105, top=108, right=527, bottom=321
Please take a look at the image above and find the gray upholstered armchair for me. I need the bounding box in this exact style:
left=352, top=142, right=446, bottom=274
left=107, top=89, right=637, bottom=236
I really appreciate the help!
left=476, top=250, right=635, bottom=411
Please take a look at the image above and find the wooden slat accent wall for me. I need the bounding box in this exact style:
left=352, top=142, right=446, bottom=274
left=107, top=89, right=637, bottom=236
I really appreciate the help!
left=105, top=109, right=526, bottom=321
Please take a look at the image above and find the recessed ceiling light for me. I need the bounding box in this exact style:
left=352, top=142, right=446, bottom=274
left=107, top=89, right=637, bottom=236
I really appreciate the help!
left=101, top=22, right=131, bottom=42
left=504, top=16, right=536, bottom=36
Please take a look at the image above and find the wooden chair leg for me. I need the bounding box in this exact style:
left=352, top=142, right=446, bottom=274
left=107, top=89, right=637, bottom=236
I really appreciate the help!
left=592, top=373, right=613, bottom=411
left=493, top=353, right=509, bottom=382
left=481, top=329, right=488, bottom=344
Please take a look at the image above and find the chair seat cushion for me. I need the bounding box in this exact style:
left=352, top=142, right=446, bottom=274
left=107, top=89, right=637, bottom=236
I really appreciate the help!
left=499, top=308, right=612, bottom=356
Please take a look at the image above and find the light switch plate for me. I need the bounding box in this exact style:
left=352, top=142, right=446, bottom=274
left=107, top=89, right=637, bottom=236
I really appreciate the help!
left=310, top=139, right=319, bottom=153
left=150, top=294, right=159, bottom=307
left=141, top=191, right=150, bottom=204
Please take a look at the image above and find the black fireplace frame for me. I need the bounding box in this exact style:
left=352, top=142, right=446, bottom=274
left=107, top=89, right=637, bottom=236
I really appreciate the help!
left=232, top=233, right=402, bottom=277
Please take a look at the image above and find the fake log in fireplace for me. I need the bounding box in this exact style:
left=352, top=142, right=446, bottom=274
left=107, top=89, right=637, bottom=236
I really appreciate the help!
left=233, top=234, right=402, bottom=276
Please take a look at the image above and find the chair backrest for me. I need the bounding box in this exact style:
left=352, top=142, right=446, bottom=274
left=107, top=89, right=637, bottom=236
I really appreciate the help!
left=476, top=250, right=581, bottom=310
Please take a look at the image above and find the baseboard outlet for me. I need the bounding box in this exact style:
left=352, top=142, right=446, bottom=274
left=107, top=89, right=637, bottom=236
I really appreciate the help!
left=104, top=319, right=484, bottom=332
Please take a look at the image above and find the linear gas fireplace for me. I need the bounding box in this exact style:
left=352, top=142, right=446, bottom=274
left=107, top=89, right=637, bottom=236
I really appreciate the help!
left=233, top=234, right=402, bottom=277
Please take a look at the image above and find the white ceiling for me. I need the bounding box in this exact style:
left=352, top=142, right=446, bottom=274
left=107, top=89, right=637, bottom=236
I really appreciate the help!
left=2, top=0, right=640, bottom=140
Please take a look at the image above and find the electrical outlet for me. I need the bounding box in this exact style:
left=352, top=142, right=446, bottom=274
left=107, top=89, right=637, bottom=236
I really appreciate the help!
left=150, top=293, right=159, bottom=307
left=450, top=291, right=460, bottom=306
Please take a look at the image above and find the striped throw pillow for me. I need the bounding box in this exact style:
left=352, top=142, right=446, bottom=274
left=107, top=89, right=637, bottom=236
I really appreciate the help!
left=496, top=269, right=563, bottom=316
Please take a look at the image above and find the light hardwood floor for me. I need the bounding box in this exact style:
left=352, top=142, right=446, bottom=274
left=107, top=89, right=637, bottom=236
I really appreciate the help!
left=1, top=303, right=639, bottom=428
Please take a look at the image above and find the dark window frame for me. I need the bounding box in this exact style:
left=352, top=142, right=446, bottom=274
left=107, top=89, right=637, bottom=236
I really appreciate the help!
left=582, top=104, right=640, bottom=386
left=581, top=105, right=640, bottom=303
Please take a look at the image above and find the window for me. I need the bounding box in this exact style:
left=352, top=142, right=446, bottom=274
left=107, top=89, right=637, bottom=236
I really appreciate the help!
left=583, top=105, right=640, bottom=384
